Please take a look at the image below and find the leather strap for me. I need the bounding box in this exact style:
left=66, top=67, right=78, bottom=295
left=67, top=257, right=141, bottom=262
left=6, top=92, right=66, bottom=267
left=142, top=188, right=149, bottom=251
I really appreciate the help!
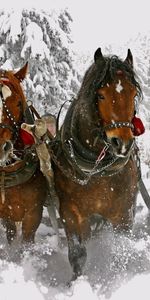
left=138, top=178, right=150, bottom=210
left=0, top=158, right=37, bottom=188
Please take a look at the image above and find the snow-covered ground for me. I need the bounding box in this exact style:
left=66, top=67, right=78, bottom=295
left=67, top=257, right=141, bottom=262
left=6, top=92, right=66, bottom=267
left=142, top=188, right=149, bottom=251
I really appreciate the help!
left=0, top=153, right=150, bottom=300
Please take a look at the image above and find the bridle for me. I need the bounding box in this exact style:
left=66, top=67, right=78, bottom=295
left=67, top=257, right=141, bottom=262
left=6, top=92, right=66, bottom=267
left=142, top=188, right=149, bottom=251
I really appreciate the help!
left=104, top=121, right=134, bottom=131
left=95, top=64, right=138, bottom=134
left=54, top=75, right=137, bottom=184
left=0, top=80, right=22, bottom=141
left=97, top=108, right=135, bottom=153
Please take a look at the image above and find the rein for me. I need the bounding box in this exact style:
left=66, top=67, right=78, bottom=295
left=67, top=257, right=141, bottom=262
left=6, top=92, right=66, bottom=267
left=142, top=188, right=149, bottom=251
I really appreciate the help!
left=56, top=99, right=73, bottom=132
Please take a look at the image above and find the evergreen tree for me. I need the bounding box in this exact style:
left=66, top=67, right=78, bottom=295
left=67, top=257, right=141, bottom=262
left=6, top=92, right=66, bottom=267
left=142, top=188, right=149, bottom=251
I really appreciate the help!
left=0, top=8, right=80, bottom=117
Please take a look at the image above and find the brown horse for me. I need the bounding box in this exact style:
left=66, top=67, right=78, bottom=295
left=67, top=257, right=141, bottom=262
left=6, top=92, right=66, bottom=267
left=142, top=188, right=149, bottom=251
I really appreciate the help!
left=52, top=48, right=142, bottom=280
left=0, top=63, right=48, bottom=244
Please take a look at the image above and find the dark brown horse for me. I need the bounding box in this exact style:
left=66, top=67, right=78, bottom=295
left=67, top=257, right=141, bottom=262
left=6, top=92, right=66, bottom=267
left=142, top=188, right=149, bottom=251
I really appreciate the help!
left=0, top=63, right=48, bottom=244
left=52, top=48, right=142, bottom=280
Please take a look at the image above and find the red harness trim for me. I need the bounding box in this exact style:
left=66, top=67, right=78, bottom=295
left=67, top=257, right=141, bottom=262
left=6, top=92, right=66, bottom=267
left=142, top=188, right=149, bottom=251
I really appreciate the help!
left=19, top=128, right=35, bottom=145
left=132, top=116, right=145, bottom=136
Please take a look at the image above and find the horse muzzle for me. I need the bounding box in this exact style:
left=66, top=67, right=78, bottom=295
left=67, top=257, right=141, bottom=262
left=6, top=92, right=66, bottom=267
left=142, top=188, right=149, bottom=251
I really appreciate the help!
left=108, top=136, right=134, bottom=158
left=104, top=121, right=134, bottom=158
left=0, top=140, right=13, bottom=166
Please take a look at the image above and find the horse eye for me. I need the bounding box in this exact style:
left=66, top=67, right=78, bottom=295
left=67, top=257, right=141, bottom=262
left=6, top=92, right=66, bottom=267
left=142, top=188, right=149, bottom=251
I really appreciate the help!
left=97, top=94, right=105, bottom=100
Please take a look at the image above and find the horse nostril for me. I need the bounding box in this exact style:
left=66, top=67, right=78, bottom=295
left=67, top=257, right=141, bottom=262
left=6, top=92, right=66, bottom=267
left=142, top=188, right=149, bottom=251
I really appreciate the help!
left=111, top=137, right=122, bottom=149
left=3, top=141, right=12, bottom=152
left=110, top=137, right=134, bottom=156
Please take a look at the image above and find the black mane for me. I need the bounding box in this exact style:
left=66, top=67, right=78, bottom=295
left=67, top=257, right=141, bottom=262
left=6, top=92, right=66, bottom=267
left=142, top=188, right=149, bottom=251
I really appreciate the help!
left=78, top=55, right=142, bottom=107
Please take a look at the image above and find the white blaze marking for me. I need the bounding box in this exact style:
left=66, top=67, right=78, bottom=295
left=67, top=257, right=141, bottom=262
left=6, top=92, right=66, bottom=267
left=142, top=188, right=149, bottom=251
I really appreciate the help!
left=116, top=80, right=123, bottom=93
left=0, top=85, right=12, bottom=123
left=2, top=85, right=12, bottom=100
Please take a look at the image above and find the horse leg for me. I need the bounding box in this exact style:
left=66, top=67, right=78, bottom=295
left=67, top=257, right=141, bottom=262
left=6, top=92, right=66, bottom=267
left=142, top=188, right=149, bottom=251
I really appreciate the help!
left=22, top=205, right=43, bottom=243
left=67, top=230, right=88, bottom=281
left=2, top=219, right=17, bottom=244
left=61, top=205, right=90, bottom=280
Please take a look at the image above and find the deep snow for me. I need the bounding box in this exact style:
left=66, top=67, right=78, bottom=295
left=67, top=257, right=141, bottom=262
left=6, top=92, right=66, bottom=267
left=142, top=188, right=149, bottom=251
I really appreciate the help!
left=0, top=169, right=150, bottom=300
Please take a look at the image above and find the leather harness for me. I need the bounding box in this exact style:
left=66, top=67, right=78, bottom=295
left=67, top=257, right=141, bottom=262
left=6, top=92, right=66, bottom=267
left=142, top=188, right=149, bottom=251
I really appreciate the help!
left=0, top=81, right=38, bottom=194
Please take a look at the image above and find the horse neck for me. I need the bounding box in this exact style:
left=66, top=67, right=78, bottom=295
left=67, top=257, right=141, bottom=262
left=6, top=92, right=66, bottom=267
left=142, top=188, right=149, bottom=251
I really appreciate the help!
left=61, top=95, right=105, bottom=158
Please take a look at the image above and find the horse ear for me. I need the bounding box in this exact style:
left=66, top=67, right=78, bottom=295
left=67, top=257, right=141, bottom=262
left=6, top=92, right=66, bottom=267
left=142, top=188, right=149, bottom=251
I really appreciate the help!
left=125, top=49, right=133, bottom=67
left=14, top=62, right=28, bottom=82
left=94, top=48, right=104, bottom=63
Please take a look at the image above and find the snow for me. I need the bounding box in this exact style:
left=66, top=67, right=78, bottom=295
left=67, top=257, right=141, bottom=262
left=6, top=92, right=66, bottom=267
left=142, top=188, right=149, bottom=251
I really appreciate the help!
left=0, top=184, right=150, bottom=300
left=9, top=10, right=22, bottom=43
left=110, top=274, right=150, bottom=300
left=0, top=8, right=80, bottom=117
left=1, top=59, right=13, bottom=70
left=0, top=4, right=150, bottom=300
left=0, top=10, right=22, bottom=43
left=0, top=264, right=45, bottom=300
left=21, top=22, right=50, bottom=60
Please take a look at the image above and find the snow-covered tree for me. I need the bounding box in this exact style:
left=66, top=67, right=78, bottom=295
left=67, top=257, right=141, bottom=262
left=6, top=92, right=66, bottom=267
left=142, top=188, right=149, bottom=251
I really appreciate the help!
left=122, top=34, right=150, bottom=169
left=0, top=8, right=80, bottom=116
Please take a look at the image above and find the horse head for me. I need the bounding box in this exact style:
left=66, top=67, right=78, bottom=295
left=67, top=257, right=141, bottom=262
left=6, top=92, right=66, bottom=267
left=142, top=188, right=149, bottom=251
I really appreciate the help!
left=0, top=63, right=28, bottom=166
left=94, top=48, right=141, bottom=158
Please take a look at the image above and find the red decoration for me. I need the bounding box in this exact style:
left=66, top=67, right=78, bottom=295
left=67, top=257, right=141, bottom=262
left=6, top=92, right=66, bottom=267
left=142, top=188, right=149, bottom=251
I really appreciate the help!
left=132, top=116, right=145, bottom=136
left=19, top=128, right=35, bottom=145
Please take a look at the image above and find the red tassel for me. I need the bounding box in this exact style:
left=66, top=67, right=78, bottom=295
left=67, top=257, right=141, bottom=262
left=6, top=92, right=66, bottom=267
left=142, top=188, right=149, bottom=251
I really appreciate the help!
left=19, top=128, right=35, bottom=145
left=132, top=116, right=145, bottom=136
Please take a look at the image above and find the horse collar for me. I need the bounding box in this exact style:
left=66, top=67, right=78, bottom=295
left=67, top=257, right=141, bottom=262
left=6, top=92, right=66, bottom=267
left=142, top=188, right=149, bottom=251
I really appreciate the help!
left=62, top=137, right=127, bottom=182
